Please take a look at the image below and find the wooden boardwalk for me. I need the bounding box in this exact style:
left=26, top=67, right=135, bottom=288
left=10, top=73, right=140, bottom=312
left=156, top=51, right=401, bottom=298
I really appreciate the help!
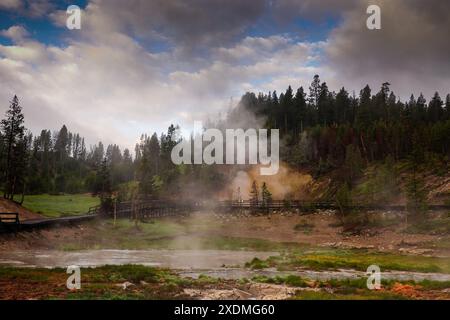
left=0, top=211, right=98, bottom=233
left=1, top=200, right=449, bottom=233
left=107, top=199, right=450, bottom=218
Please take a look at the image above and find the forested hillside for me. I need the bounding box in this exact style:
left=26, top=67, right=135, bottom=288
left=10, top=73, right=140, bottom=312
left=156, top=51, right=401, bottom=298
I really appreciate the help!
left=1, top=75, right=449, bottom=207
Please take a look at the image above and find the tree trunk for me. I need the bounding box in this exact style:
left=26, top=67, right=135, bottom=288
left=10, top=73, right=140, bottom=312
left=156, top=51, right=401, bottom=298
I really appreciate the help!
left=19, top=180, right=26, bottom=205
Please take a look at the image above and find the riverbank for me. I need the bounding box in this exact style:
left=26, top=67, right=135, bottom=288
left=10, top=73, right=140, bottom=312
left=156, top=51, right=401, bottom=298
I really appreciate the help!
left=0, top=265, right=449, bottom=300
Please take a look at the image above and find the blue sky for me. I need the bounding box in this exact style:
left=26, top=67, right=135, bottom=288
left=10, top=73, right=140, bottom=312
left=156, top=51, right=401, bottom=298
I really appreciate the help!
left=0, top=1, right=88, bottom=45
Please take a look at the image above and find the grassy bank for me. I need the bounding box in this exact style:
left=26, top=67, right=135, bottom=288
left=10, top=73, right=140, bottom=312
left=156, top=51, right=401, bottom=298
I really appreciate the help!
left=246, top=249, right=450, bottom=273
left=21, top=194, right=100, bottom=218
left=0, top=265, right=448, bottom=300
left=0, top=265, right=199, bottom=300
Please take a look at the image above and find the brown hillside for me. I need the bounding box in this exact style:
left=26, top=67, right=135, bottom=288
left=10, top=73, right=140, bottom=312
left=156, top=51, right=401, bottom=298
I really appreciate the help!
left=0, top=198, right=43, bottom=221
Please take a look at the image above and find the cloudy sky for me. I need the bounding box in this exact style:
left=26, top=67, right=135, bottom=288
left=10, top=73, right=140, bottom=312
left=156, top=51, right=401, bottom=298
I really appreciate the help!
left=1, top=0, right=449, bottom=150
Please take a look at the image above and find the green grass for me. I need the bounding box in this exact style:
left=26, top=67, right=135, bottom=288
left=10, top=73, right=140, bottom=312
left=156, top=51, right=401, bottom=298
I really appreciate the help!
left=1, top=266, right=448, bottom=300
left=0, top=265, right=217, bottom=300
left=21, top=194, right=100, bottom=217
left=246, top=248, right=450, bottom=273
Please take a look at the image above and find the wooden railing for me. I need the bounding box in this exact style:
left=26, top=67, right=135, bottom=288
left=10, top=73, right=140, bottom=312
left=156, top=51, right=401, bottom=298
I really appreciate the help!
left=84, top=200, right=450, bottom=220
left=0, top=212, right=19, bottom=224
left=0, top=212, right=20, bottom=232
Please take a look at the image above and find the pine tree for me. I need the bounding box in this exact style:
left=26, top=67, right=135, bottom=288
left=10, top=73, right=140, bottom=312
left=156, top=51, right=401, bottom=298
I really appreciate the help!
left=309, top=74, right=321, bottom=107
left=356, top=85, right=372, bottom=128
left=261, top=182, right=272, bottom=208
left=416, top=93, right=427, bottom=122
left=335, top=87, right=350, bottom=124
left=427, top=92, right=443, bottom=123
left=445, top=94, right=450, bottom=120
left=294, top=86, right=307, bottom=132
left=281, top=85, right=293, bottom=134
left=1, top=95, right=27, bottom=200
left=97, top=157, right=113, bottom=212
left=250, top=180, right=259, bottom=208
left=317, top=82, right=331, bottom=125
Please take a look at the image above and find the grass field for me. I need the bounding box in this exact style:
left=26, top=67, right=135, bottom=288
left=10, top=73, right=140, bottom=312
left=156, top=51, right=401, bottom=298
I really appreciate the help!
left=21, top=194, right=100, bottom=218
left=246, top=249, right=450, bottom=273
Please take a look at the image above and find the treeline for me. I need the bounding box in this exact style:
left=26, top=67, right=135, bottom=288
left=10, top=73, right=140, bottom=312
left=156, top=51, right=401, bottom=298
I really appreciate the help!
left=233, top=75, right=450, bottom=215
left=0, top=96, right=225, bottom=203
left=1, top=74, right=449, bottom=205
left=0, top=96, right=135, bottom=200
left=236, top=75, right=450, bottom=169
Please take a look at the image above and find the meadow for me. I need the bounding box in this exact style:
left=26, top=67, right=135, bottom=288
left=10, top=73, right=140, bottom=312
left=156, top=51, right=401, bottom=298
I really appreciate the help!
left=20, top=194, right=100, bottom=218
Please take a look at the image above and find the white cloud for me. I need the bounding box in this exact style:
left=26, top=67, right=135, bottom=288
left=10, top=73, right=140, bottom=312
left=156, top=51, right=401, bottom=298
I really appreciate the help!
left=324, top=0, right=450, bottom=99
left=3, top=0, right=448, bottom=154
left=0, top=17, right=324, bottom=152
left=0, top=25, right=29, bottom=42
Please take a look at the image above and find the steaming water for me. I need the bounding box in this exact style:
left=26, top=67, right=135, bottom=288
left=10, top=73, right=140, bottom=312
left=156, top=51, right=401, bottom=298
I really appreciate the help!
left=0, top=249, right=276, bottom=269
left=1, top=249, right=449, bottom=282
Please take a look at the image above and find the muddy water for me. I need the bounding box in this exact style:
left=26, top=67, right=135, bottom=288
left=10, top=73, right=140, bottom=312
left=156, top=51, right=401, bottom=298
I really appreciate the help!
left=1, top=249, right=449, bottom=282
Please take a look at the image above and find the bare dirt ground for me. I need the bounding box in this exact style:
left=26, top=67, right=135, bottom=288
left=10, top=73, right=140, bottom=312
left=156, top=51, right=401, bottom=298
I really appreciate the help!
left=0, top=198, right=43, bottom=221
left=195, top=211, right=450, bottom=257
left=183, top=281, right=450, bottom=300
left=0, top=224, right=88, bottom=251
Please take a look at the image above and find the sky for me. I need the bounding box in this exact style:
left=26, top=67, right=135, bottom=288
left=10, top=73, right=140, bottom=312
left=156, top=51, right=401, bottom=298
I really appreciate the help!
left=0, top=0, right=449, bottom=151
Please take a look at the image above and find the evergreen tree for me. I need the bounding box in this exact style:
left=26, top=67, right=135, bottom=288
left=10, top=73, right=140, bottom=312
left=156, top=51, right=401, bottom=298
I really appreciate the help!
left=356, top=85, right=372, bottom=128
left=445, top=94, right=450, bottom=120
left=1, top=95, right=26, bottom=200
left=250, top=180, right=259, bottom=207
left=317, top=82, right=332, bottom=125
left=335, top=87, right=351, bottom=124
left=416, top=93, right=427, bottom=122
left=294, top=86, right=307, bottom=132
left=309, top=74, right=321, bottom=107
left=261, top=182, right=272, bottom=207
left=428, top=92, right=444, bottom=123
left=96, top=157, right=113, bottom=212
left=281, top=85, right=293, bottom=134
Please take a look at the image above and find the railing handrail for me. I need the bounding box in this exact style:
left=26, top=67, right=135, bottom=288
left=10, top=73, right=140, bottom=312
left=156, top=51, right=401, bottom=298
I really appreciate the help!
left=0, top=212, right=20, bottom=224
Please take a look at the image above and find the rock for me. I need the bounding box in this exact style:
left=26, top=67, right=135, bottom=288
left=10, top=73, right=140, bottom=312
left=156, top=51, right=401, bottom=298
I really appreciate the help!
left=398, top=247, right=434, bottom=255
left=116, top=281, right=135, bottom=290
